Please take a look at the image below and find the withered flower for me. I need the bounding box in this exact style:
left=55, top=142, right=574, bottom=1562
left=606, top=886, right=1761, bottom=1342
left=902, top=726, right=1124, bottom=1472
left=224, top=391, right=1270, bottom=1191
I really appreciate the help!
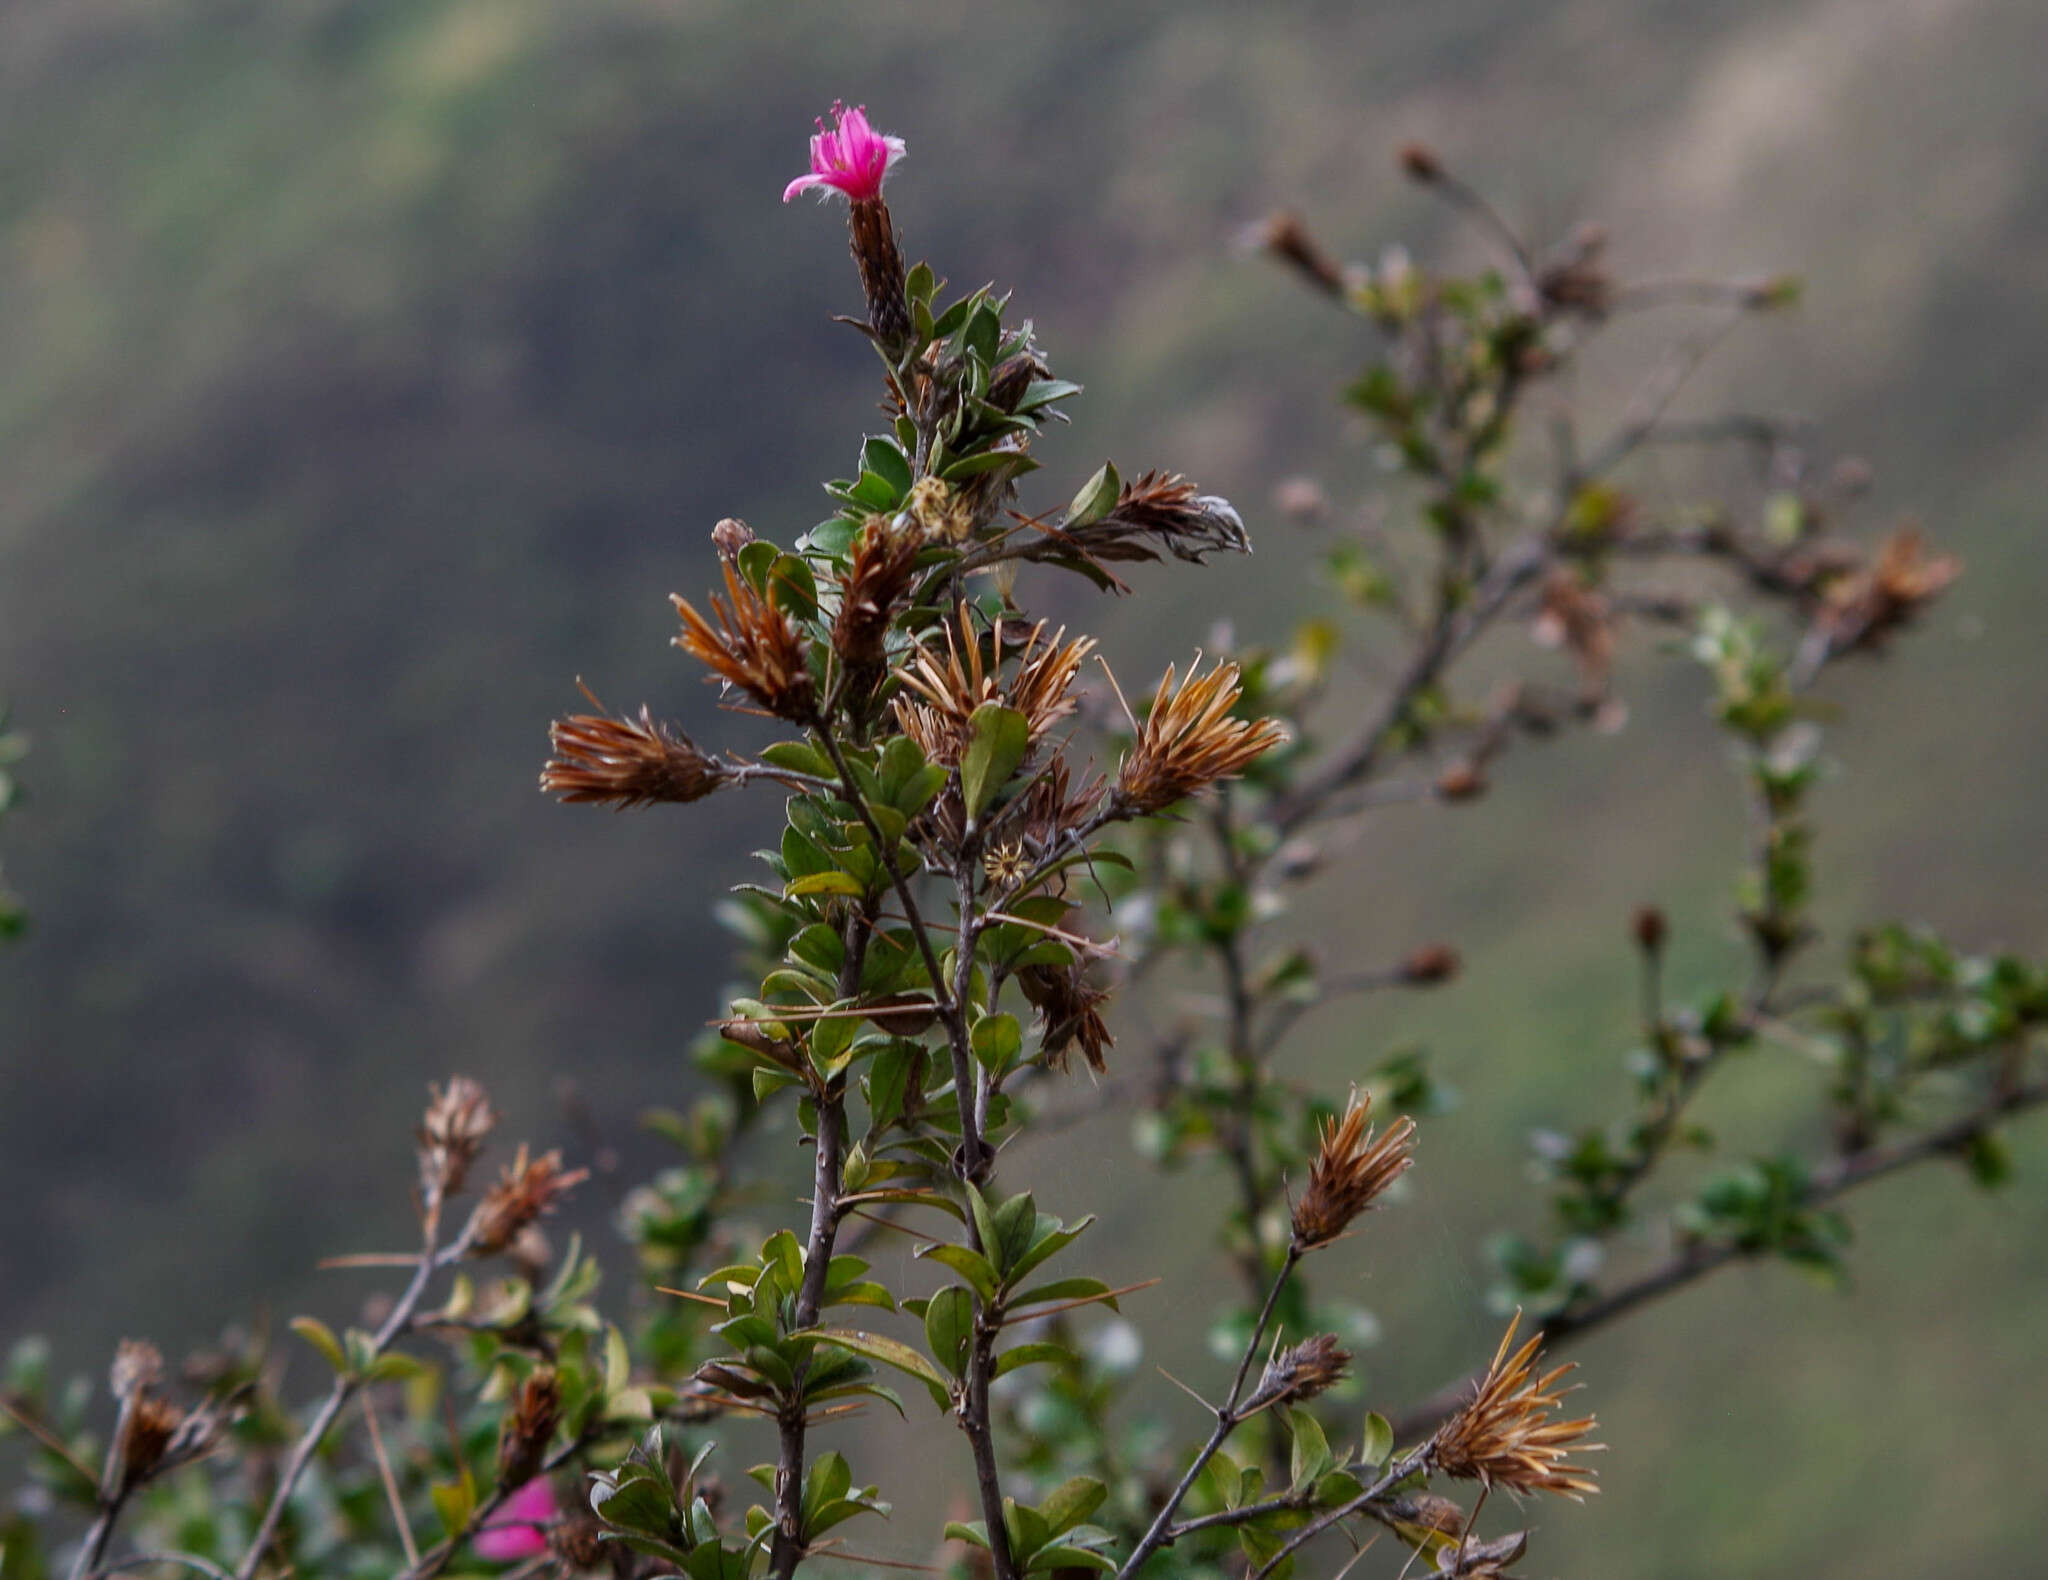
left=118, top=1393, right=185, bottom=1485
left=1114, top=658, right=1285, bottom=815
left=1017, top=958, right=1113, bottom=1075
left=832, top=517, right=923, bottom=674
left=1818, top=526, right=1960, bottom=654
left=1249, top=211, right=1346, bottom=298
left=1079, top=471, right=1254, bottom=565
left=1291, top=1088, right=1416, bottom=1250
left=470, top=1146, right=589, bottom=1256
left=110, top=1339, right=163, bottom=1402
left=1434, top=1312, right=1602, bottom=1501
left=1250, top=1332, right=1351, bottom=1410
left=417, top=1075, right=498, bottom=1199
left=982, top=841, right=1031, bottom=888
left=1400, top=943, right=1462, bottom=986
left=673, top=560, right=816, bottom=722
left=1532, top=571, right=1615, bottom=711
left=497, top=1366, right=563, bottom=1490
left=894, top=611, right=1094, bottom=766
left=542, top=698, right=733, bottom=811
left=1537, top=225, right=1614, bottom=321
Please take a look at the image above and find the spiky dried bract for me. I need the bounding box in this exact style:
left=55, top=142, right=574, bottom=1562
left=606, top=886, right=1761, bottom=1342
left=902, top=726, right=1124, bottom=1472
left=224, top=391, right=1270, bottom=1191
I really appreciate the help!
left=1115, top=659, right=1285, bottom=815
left=1435, top=1313, right=1603, bottom=1501
left=417, top=1075, right=498, bottom=1199
left=1291, top=1088, right=1416, bottom=1249
left=672, top=561, right=816, bottom=721
left=498, top=1366, right=563, bottom=1490
left=470, top=1146, right=589, bottom=1256
left=1078, top=471, right=1254, bottom=565
left=832, top=517, right=922, bottom=674
left=1819, top=526, right=1960, bottom=653
left=1251, top=1332, right=1351, bottom=1409
left=893, top=610, right=1094, bottom=765
left=118, top=1393, right=184, bottom=1484
left=1017, top=959, right=1113, bottom=1075
left=542, top=702, right=733, bottom=811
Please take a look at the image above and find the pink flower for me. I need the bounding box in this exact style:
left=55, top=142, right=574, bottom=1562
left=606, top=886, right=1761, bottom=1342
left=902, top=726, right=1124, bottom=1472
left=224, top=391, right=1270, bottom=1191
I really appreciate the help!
left=782, top=102, right=905, bottom=204
left=473, top=1476, right=559, bottom=1562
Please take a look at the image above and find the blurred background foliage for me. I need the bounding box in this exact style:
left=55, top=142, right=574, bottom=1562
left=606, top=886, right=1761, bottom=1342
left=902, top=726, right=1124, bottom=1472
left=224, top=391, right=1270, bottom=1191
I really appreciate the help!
left=1, top=2, right=2044, bottom=1576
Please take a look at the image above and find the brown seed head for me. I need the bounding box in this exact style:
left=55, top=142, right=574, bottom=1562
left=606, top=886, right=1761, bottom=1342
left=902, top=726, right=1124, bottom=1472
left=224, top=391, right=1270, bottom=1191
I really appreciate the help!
left=1252, top=1332, right=1352, bottom=1409
left=1115, top=658, right=1285, bottom=815
left=417, top=1075, right=498, bottom=1199
left=1292, top=1088, right=1416, bottom=1250
left=1435, top=760, right=1488, bottom=802
left=1401, top=943, right=1462, bottom=986
left=1435, top=1312, right=1603, bottom=1500
left=832, top=516, right=923, bottom=674
left=542, top=697, right=733, bottom=812
left=672, top=560, right=816, bottom=721
left=498, top=1366, right=563, bottom=1489
left=1632, top=905, right=1668, bottom=955
left=470, top=1146, right=589, bottom=1256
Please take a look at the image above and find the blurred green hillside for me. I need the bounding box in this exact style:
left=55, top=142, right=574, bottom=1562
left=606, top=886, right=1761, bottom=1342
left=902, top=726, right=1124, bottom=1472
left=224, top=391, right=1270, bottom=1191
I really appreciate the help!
left=2, top=2, right=2045, bottom=1575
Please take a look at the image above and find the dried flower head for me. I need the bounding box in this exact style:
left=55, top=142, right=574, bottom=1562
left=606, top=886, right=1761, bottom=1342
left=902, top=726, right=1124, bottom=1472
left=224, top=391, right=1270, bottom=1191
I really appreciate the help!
left=1114, top=658, right=1285, bottom=815
left=908, top=475, right=975, bottom=544
left=1291, top=1088, right=1416, bottom=1249
left=110, top=1339, right=163, bottom=1402
left=1537, top=225, right=1614, bottom=321
left=1532, top=571, right=1615, bottom=709
left=118, top=1393, right=185, bottom=1485
left=417, top=1075, right=498, bottom=1200
left=1085, top=472, right=1254, bottom=565
left=1251, top=1332, right=1352, bottom=1409
left=1435, top=1312, right=1602, bottom=1500
left=1819, top=526, right=1960, bottom=654
left=1632, top=905, right=1669, bottom=955
left=673, top=560, right=816, bottom=721
left=833, top=517, right=923, bottom=675
left=982, top=841, right=1031, bottom=888
left=498, top=1366, right=563, bottom=1490
left=894, top=611, right=1094, bottom=766
left=470, top=1146, right=589, bottom=1256
left=1017, top=959, right=1114, bottom=1075
left=542, top=694, right=734, bottom=812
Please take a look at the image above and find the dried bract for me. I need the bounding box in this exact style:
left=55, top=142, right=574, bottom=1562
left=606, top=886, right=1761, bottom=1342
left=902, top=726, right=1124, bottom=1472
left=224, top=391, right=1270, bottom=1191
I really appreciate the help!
left=417, top=1075, right=498, bottom=1200
left=1818, top=526, right=1960, bottom=654
left=1250, top=1332, right=1351, bottom=1409
left=1081, top=471, right=1254, bottom=565
left=118, top=1393, right=184, bottom=1485
left=894, top=611, right=1093, bottom=765
left=1017, top=959, right=1113, bottom=1075
left=1291, top=1088, right=1416, bottom=1249
left=542, top=702, right=734, bottom=811
left=498, top=1366, right=563, bottom=1490
left=832, top=517, right=922, bottom=675
left=1114, top=659, right=1284, bottom=815
left=470, top=1146, right=589, bottom=1256
left=1435, top=1312, right=1602, bottom=1501
left=673, top=560, right=816, bottom=721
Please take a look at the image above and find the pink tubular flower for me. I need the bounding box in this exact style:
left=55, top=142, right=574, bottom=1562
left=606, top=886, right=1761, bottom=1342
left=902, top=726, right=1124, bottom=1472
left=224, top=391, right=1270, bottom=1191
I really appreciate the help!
left=782, top=102, right=905, bottom=204
left=473, top=1476, right=559, bottom=1562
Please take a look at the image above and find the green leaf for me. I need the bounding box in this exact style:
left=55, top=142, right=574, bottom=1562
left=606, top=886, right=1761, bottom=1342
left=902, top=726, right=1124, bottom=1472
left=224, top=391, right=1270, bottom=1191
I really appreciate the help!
left=992, top=1342, right=1070, bottom=1378
left=862, top=437, right=913, bottom=501
left=917, top=1242, right=1001, bottom=1303
left=787, top=870, right=866, bottom=899
left=1359, top=1410, right=1394, bottom=1469
left=430, top=1474, right=477, bottom=1541
left=923, top=1286, right=975, bottom=1378
left=960, top=705, right=1030, bottom=823
left=1065, top=462, right=1121, bottom=528
left=759, top=740, right=835, bottom=780
left=289, top=1316, right=349, bottom=1376
left=1027, top=1546, right=1115, bottom=1574
left=1038, top=1476, right=1106, bottom=1537
left=1004, top=1276, right=1117, bottom=1314
left=971, top=1012, right=1023, bottom=1075
left=801, top=1328, right=952, bottom=1395
left=1004, top=1214, right=1095, bottom=1287
left=988, top=1192, right=1038, bottom=1275
left=865, top=1043, right=916, bottom=1134
left=1289, top=1410, right=1334, bottom=1488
